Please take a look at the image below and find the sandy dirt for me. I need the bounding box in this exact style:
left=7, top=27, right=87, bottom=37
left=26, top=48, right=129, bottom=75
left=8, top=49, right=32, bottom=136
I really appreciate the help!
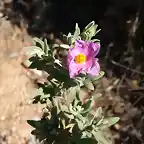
left=0, top=18, right=43, bottom=144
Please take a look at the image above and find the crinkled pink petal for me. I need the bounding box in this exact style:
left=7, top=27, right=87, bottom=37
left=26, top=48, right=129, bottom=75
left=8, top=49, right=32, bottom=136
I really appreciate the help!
left=82, top=59, right=93, bottom=70
left=69, top=40, right=87, bottom=56
left=68, top=59, right=94, bottom=78
left=75, top=40, right=87, bottom=48
left=68, top=61, right=83, bottom=78
left=75, top=40, right=100, bottom=57
left=86, top=47, right=95, bottom=59
left=67, top=52, right=73, bottom=65
left=69, top=40, right=89, bottom=57
left=68, top=47, right=84, bottom=58
left=87, top=59, right=100, bottom=76
left=90, top=42, right=100, bottom=56
left=69, top=40, right=98, bottom=58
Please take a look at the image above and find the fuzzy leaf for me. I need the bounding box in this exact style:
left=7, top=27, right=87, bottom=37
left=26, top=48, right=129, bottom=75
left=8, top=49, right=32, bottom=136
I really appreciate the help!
left=102, top=117, right=120, bottom=127
left=67, top=32, right=74, bottom=45
left=60, top=44, right=70, bottom=49
left=91, top=71, right=105, bottom=81
left=64, top=112, right=74, bottom=119
left=74, top=77, right=85, bottom=86
left=82, top=99, right=92, bottom=113
left=77, top=120, right=84, bottom=130
left=82, top=21, right=98, bottom=40
left=22, top=59, right=32, bottom=67
left=92, top=130, right=113, bottom=144
left=96, top=29, right=101, bottom=34
left=95, top=107, right=103, bottom=118
left=64, top=86, right=79, bottom=104
left=91, top=39, right=100, bottom=42
left=40, top=94, right=50, bottom=101
left=65, top=123, right=75, bottom=133
left=81, top=32, right=89, bottom=41
left=97, top=117, right=120, bottom=131
left=27, top=120, right=43, bottom=129
left=33, top=37, right=44, bottom=49
left=74, top=23, right=80, bottom=39
left=92, top=93, right=102, bottom=101
left=84, top=79, right=94, bottom=90
left=87, top=25, right=97, bottom=39
left=44, top=38, right=50, bottom=55
left=61, top=105, right=69, bottom=113
left=84, top=21, right=95, bottom=31
left=25, top=46, right=44, bottom=57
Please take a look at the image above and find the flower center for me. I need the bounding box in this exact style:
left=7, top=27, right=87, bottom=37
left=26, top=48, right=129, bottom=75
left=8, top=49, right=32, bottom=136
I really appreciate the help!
left=75, top=53, right=86, bottom=64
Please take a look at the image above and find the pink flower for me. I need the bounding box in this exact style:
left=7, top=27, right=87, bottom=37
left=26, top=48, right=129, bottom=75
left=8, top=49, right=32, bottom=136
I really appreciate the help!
left=67, top=40, right=100, bottom=78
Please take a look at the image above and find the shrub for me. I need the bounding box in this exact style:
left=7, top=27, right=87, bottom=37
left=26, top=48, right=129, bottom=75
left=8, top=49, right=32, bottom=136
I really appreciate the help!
left=24, top=21, right=119, bottom=144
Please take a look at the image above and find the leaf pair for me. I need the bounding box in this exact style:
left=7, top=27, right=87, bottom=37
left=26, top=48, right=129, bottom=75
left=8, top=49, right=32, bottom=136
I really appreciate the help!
left=81, top=21, right=101, bottom=41
left=63, top=21, right=101, bottom=46
left=83, top=71, right=105, bottom=90
left=24, top=37, right=50, bottom=58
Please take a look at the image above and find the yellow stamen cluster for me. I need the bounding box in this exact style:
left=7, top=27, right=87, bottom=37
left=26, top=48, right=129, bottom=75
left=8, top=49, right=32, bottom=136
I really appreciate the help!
left=75, top=53, right=86, bottom=64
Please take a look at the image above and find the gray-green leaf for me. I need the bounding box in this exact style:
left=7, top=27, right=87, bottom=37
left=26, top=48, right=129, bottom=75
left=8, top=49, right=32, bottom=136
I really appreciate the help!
left=84, top=79, right=94, bottom=90
left=92, top=130, right=113, bottom=144
left=25, top=46, right=44, bottom=57
left=91, top=39, right=100, bottom=42
left=60, top=44, right=70, bottom=49
left=102, top=117, right=120, bottom=127
left=91, top=71, right=105, bottom=81
left=22, top=59, right=32, bottom=67
left=95, top=107, right=103, bottom=118
left=44, top=38, right=50, bottom=55
left=64, top=112, right=74, bottom=119
left=74, top=23, right=80, bottom=39
left=84, top=21, right=95, bottom=31
left=33, top=37, right=44, bottom=49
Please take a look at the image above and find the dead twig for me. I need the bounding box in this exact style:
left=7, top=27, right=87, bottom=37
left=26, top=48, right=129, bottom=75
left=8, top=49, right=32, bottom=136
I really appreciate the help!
left=110, top=60, right=144, bottom=75
left=132, top=92, right=144, bottom=106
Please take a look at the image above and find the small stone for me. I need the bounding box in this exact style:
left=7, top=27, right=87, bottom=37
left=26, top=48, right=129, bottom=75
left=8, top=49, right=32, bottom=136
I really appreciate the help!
left=0, top=116, right=5, bottom=121
left=0, top=13, right=3, bottom=18
left=114, top=124, right=121, bottom=130
left=11, top=127, right=16, bottom=132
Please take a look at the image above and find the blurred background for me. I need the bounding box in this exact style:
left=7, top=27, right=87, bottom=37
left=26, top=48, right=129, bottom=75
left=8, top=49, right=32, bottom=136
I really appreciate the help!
left=0, top=0, right=144, bottom=143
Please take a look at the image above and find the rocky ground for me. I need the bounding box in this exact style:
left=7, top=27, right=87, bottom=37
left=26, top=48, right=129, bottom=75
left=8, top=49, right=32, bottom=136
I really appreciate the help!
left=0, top=17, right=44, bottom=144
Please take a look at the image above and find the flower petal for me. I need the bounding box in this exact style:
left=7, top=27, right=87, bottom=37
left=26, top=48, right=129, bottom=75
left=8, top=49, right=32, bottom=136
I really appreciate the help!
left=90, top=42, right=100, bottom=56
left=69, top=47, right=84, bottom=57
left=82, top=59, right=93, bottom=70
left=69, top=40, right=98, bottom=58
left=87, top=59, right=100, bottom=76
left=68, top=61, right=82, bottom=78
left=75, top=40, right=87, bottom=48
